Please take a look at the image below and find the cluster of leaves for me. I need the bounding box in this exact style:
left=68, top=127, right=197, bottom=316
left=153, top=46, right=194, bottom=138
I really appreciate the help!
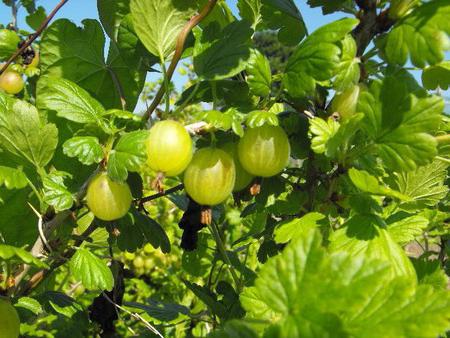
left=0, top=0, right=449, bottom=337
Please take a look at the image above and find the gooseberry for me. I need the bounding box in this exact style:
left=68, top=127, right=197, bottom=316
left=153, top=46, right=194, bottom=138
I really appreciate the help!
left=86, top=173, right=132, bottom=221
left=146, top=120, right=193, bottom=176
left=133, top=256, right=144, bottom=269
left=222, top=142, right=254, bottom=191
left=0, top=298, right=20, bottom=338
left=0, top=70, right=24, bottom=95
left=238, top=125, right=290, bottom=177
left=183, top=148, right=235, bottom=206
left=330, top=85, right=360, bottom=120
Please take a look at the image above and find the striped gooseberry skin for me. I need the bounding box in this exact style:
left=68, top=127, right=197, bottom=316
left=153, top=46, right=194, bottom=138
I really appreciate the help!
left=0, top=70, right=24, bottom=95
left=146, top=120, right=193, bottom=176
left=183, top=148, right=236, bottom=206
left=238, top=125, right=290, bottom=177
left=86, top=173, right=132, bottom=221
left=222, top=142, right=254, bottom=192
left=0, top=298, right=20, bottom=338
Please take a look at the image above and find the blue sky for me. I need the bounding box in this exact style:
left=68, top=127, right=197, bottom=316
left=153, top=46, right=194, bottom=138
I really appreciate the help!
left=0, top=0, right=448, bottom=111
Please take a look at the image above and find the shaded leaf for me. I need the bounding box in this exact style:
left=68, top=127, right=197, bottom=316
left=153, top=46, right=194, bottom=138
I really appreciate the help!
left=194, top=21, right=253, bottom=80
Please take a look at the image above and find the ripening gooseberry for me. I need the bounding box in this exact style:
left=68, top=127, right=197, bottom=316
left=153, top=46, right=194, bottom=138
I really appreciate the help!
left=146, top=120, right=193, bottom=176
left=222, top=142, right=254, bottom=192
left=238, top=125, right=290, bottom=177
left=133, top=256, right=144, bottom=269
left=183, top=148, right=235, bottom=206
left=330, top=85, right=360, bottom=120
left=0, top=298, right=20, bottom=338
left=86, top=173, right=132, bottom=221
left=0, top=70, right=24, bottom=95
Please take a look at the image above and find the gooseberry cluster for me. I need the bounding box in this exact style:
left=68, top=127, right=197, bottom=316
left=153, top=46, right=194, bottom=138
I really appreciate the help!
left=0, top=48, right=39, bottom=95
left=122, top=244, right=168, bottom=276
left=86, top=120, right=290, bottom=222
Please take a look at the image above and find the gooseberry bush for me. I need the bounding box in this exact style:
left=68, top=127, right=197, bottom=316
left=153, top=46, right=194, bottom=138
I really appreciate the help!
left=0, top=0, right=449, bottom=337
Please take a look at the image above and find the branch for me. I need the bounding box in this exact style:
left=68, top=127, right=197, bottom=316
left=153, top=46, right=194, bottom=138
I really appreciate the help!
left=13, top=168, right=99, bottom=293
left=0, top=0, right=69, bottom=76
left=352, top=3, right=395, bottom=57
left=142, top=0, right=218, bottom=120
left=15, top=221, right=98, bottom=296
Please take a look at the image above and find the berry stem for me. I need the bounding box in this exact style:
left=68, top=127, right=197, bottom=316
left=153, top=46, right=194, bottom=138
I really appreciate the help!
left=208, top=221, right=241, bottom=292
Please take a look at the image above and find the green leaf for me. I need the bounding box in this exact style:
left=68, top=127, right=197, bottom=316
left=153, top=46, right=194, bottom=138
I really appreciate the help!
left=0, top=188, right=38, bottom=246
left=184, top=281, right=227, bottom=318
left=348, top=168, right=409, bottom=200
left=260, top=0, right=307, bottom=46
left=107, top=130, right=148, bottom=181
left=208, top=320, right=258, bottom=338
left=237, top=0, right=262, bottom=30
left=382, top=0, right=450, bottom=68
left=39, top=78, right=108, bottom=127
left=386, top=214, right=428, bottom=245
left=0, top=244, right=48, bottom=268
left=274, top=212, right=325, bottom=243
left=393, top=159, right=449, bottom=210
left=326, top=113, right=364, bottom=160
left=0, top=93, right=58, bottom=168
left=97, top=0, right=130, bottom=39
left=0, top=166, right=28, bottom=189
left=69, top=248, right=114, bottom=291
left=126, top=299, right=190, bottom=322
left=334, top=34, right=360, bottom=91
left=246, top=49, right=271, bottom=97
left=412, top=257, right=449, bottom=290
left=422, top=61, right=450, bottom=90
left=0, top=29, right=20, bottom=60
left=246, top=110, right=278, bottom=128
left=329, top=214, right=416, bottom=279
left=39, top=291, right=84, bottom=318
left=199, top=109, right=244, bottom=136
left=130, top=0, right=194, bottom=61
left=283, top=18, right=358, bottom=98
left=242, top=228, right=450, bottom=338
left=25, top=6, right=46, bottom=30
left=194, top=21, right=253, bottom=81
left=63, top=136, right=104, bottom=165
left=307, top=0, right=354, bottom=14
left=39, top=19, right=145, bottom=110
left=42, top=171, right=74, bottom=212
left=117, top=14, right=158, bottom=71
left=309, top=117, right=339, bottom=154
left=358, top=75, right=443, bottom=171
left=115, top=209, right=171, bottom=253
left=16, top=297, right=43, bottom=315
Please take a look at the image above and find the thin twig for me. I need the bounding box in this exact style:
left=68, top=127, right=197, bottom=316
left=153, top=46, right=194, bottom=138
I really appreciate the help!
left=27, top=203, right=53, bottom=253
left=136, top=184, right=184, bottom=206
left=0, top=0, right=69, bottom=76
left=102, top=292, right=164, bottom=338
left=143, top=0, right=218, bottom=120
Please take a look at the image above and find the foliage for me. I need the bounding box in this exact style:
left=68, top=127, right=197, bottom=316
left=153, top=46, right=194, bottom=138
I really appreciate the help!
left=0, top=0, right=449, bottom=337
